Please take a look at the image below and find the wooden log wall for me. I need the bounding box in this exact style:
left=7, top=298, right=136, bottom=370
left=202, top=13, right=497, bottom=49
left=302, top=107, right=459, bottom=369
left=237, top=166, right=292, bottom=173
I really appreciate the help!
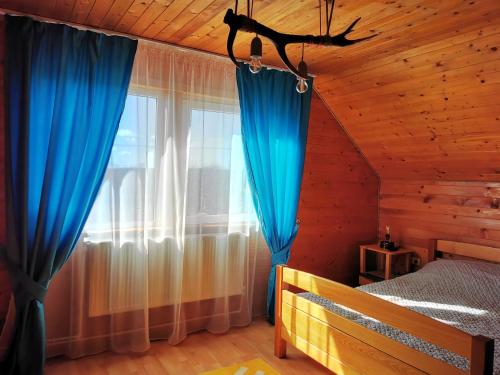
left=380, top=180, right=500, bottom=263
left=289, top=92, right=379, bottom=285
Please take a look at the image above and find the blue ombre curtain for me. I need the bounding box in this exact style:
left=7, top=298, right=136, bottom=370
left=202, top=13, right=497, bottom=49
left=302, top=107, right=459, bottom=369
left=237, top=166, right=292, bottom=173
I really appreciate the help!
left=236, top=64, right=312, bottom=323
left=1, top=16, right=137, bottom=374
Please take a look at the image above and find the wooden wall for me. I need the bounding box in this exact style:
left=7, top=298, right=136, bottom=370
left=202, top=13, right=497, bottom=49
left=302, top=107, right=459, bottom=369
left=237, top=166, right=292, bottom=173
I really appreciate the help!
left=289, top=92, right=379, bottom=285
left=380, top=180, right=500, bottom=263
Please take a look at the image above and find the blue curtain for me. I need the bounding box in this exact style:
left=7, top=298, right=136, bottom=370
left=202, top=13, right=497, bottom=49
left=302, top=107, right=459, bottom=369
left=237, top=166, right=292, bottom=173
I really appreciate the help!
left=1, top=16, right=137, bottom=374
left=236, top=64, right=312, bottom=323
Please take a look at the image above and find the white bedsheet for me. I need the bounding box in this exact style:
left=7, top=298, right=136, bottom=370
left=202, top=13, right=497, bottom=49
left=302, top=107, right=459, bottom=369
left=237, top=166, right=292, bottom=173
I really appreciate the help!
left=301, top=259, right=500, bottom=373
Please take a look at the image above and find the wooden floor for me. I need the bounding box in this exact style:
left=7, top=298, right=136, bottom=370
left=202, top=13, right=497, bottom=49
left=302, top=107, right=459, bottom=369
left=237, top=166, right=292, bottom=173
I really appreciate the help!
left=45, top=319, right=331, bottom=375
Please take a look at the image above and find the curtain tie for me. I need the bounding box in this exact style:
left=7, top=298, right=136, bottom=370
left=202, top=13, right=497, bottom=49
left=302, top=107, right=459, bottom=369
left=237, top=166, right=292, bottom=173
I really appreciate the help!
left=270, top=227, right=299, bottom=266
left=271, top=245, right=293, bottom=266
left=0, top=247, right=48, bottom=305
left=10, top=264, right=48, bottom=305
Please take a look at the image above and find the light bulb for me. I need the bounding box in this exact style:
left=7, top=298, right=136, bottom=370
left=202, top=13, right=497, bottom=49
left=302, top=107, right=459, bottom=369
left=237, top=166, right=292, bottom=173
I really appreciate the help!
left=249, top=57, right=262, bottom=74
left=296, top=59, right=309, bottom=94
left=296, top=77, right=308, bottom=93
left=249, top=35, right=263, bottom=74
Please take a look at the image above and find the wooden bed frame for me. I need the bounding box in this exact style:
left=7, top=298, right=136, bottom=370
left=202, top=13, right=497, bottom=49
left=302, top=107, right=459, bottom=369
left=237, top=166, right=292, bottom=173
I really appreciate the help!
left=274, top=240, right=498, bottom=375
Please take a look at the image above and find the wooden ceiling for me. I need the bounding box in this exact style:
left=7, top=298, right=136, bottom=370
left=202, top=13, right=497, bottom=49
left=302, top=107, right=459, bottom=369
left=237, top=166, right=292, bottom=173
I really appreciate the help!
left=1, top=0, right=500, bottom=181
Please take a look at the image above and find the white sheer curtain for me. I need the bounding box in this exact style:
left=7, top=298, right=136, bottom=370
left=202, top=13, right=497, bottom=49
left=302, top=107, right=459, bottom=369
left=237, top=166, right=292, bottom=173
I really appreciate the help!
left=45, top=40, right=259, bottom=358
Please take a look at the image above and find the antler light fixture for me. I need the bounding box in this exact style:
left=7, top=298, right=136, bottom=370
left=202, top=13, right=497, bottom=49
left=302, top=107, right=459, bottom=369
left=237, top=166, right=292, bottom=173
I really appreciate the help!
left=224, top=0, right=376, bottom=93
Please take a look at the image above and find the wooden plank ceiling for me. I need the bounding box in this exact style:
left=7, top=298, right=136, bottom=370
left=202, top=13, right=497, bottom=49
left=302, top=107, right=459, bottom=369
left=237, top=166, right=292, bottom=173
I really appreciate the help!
left=1, top=0, right=500, bottom=181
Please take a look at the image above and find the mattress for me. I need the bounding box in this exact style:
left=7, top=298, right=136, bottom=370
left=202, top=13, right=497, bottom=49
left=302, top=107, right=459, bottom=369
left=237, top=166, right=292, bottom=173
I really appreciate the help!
left=300, top=259, right=500, bottom=374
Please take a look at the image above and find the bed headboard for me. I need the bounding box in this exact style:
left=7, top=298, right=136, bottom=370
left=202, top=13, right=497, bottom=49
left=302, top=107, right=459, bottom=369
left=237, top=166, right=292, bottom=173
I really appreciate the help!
left=430, top=239, right=500, bottom=263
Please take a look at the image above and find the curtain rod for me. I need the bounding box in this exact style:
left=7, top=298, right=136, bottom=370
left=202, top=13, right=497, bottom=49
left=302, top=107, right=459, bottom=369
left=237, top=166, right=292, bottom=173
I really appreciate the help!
left=0, top=8, right=315, bottom=77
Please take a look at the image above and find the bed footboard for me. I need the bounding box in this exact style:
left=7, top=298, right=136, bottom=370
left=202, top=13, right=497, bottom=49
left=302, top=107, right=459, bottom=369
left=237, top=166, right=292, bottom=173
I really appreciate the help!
left=274, top=265, right=494, bottom=375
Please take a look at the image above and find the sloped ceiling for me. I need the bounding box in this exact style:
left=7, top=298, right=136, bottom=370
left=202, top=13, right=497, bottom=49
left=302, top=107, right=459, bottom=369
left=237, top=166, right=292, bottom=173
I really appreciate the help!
left=1, top=0, right=500, bottom=181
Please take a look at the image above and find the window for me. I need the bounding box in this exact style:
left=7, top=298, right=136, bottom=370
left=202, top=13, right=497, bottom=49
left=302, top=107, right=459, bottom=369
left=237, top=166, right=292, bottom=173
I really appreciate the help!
left=83, top=91, right=256, bottom=242
left=186, top=108, right=256, bottom=229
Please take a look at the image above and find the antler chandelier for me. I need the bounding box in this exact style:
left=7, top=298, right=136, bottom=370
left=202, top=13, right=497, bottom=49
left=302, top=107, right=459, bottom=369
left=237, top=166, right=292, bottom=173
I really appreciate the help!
left=224, top=0, right=375, bottom=93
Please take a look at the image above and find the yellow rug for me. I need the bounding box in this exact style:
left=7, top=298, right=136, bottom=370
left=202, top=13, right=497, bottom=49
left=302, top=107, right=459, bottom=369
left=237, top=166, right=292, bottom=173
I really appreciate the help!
left=200, top=358, right=280, bottom=375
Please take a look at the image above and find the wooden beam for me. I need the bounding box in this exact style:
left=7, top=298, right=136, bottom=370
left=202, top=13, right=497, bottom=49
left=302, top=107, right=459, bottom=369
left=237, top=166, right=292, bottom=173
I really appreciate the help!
left=436, top=240, right=500, bottom=263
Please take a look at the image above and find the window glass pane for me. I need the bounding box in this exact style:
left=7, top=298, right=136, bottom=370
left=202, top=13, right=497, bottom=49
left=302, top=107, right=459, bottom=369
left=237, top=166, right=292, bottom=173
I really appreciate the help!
left=85, top=94, right=158, bottom=240
left=186, top=108, right=256, bottom=226
left=111, top=95, right=157, bottom=168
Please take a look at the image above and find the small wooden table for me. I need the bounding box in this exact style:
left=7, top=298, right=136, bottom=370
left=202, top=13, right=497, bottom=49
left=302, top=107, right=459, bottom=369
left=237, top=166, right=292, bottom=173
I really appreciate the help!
left=359, top=243, right=414, bottom=285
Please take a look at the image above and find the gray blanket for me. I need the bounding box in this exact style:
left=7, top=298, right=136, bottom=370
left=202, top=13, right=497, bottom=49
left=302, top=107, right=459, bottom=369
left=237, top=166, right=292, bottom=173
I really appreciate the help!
left=300, top=259, right=500, bottom=374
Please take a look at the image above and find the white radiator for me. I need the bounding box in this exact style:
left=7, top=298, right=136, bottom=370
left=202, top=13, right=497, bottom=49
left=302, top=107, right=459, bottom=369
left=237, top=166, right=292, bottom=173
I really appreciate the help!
left=86, top=233, right=249, bottom=317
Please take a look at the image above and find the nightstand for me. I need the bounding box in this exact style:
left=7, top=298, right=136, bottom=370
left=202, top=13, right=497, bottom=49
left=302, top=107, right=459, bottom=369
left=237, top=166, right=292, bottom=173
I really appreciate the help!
left=359, top=243, right=414, bottom=285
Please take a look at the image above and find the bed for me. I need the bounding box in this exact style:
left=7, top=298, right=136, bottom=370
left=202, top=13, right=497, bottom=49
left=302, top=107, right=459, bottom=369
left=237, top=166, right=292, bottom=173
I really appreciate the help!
left=274, top=240, right=499, bottom=375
